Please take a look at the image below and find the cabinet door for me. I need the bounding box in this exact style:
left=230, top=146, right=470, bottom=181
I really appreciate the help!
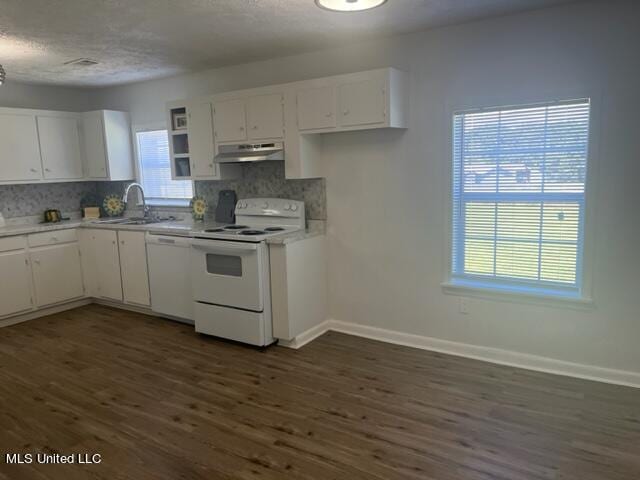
left=0, top=113, right=42, bottom=182
left=93, top=229, right=123, bottom=301
left=30, top=244, right=84, bottom=307
left=0, top=250, right=33, bottom=317
left=118, top=231, right=150, bottom=306
left=247, top=94, right=284, bottom=140
left=213, top=99, right=247, bottom=143
left=37, top=116, right=84, bottom=180
left=338, top=78, right=386, bottom=127
left=296, top=86, right=336, bottom=131
left=81, top=113, right=108, bottom=178
left=188, top=102, right=217, bottom=178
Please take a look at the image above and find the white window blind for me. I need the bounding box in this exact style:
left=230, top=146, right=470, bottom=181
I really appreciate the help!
left=451, top=99, right=590, bottom=297
left=136, top=130, right=193, bottom=201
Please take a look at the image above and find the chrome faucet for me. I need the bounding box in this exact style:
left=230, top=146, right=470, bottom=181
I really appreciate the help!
left=122, top=182, right=150, bottom=218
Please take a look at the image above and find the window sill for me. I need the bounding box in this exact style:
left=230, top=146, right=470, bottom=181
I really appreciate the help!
left=441, top=281, right=594, bottom=310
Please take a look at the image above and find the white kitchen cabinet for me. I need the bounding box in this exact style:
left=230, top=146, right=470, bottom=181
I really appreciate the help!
left=91, top=229, right=123, bottom=302
left=338, top=77, right=386, bottom=128
left=0, top=112, right=43, bottom=182
left=81, top=110, right=135, bottom=181
left=187, top=101, right=217, bottom=178
left=296, top=86, right=336, bottom=131
left=213, top=98, right=247, bottom=143
left=0, top=237, right=33, bottom=317
left=247, top=94, right=284, bottom=140
left=30, top=243, right=84, bottom=307
left=118, top=231, right=150, bottom=306
left=37, top=115, right=84, bottom=180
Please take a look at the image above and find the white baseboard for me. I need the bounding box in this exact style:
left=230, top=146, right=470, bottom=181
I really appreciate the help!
left=324, top=319, right=640, bottom=389
left=277, top=319, right=332, bottom=349
left=0, top=298, right=91, bottom=328
left=92, top=298, right=156, bottom=316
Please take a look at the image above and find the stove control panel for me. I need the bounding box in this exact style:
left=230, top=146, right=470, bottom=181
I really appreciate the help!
left=235, top=198, right=305, bottom=219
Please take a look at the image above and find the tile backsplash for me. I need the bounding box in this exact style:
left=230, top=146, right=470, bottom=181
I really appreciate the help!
left=96, top=162, right=326, bottom=221
left=1, top=162, right=326, bottom=221
left=0, top=182, right=98, bottom=219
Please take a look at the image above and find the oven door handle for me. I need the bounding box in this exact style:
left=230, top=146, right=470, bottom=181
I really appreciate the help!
left=191, top=238, right=259, bottom=253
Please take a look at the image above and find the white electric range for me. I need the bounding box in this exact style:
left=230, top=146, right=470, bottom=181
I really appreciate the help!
left=190, top=198, right=305, bottom=346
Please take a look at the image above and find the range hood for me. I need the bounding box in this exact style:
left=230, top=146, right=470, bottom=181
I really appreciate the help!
left=214, top=142, right=284, bottom=163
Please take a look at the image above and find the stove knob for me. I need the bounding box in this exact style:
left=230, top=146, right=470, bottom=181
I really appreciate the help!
left=291, top=204, right=299, bottom=212
left=262, top=202, right=269, bottom=209
left=284, top=204, right=291, bottom=211
left=236, top=203, right=243, bottom=209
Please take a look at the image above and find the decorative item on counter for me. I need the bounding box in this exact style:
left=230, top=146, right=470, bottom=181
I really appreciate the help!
left=80, top=193, right=100, bottom=218
left=190, top=196, right=208, bottom=221
left=42, top=209, right=70, bottom=223
left=103, top=194, right=125, bottom=217
left=215, top=190, right=237, bottom=224
left=84, top=207, right=101, bottom=219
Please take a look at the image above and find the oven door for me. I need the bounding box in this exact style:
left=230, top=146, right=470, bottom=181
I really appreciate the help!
left=190, top=238, right=267, bottom=312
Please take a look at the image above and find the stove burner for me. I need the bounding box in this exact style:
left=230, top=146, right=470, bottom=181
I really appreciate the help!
left=204, top=228, right=225, bottom=232
left=264, top=227, right=285, bottom=232
left=240, top=230, right=266, bottom=236
left=224, top=225, right=248, bottom=230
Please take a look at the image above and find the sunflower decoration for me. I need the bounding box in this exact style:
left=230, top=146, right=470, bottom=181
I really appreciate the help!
left=103, top=194, right=125, bottom=217
left=190, top=196, right=208, bottom=221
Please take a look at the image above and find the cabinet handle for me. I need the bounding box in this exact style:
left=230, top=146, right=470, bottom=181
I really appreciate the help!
left=33, top=259, right=41, bottom=265
left=112, top=240, right=116, bottom=245
left=45, top=168, right=51, bottom=172
left=50, top=237, right=58, bottom=242
left=252, top=125, right=258, bottom=130
left=30, top=168, right=38, bottom=173
left=326, top=112, right=333, bottom=117
left=121, top=240, right=125, bottom=245
left=343, top=109, right=350, bottom=116
left=239, top=126, right=245, bottom=131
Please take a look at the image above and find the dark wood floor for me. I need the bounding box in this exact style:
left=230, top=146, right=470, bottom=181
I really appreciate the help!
left=0, top=305, right=638, bottom=479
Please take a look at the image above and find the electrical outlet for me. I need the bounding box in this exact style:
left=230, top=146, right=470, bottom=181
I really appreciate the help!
left=459, top=298, right=469, bottom=315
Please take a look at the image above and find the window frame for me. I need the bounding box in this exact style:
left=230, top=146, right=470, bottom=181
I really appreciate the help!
left=441, top=91, right=600, bottom=308
left=131, top=122, right=193, bottom=207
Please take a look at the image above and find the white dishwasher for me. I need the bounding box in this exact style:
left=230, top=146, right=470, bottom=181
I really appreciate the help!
left=146, top=233, right=193, bottom=323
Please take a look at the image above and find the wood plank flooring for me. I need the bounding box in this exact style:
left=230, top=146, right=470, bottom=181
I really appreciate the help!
left=0, top=305, right=638, bottom=479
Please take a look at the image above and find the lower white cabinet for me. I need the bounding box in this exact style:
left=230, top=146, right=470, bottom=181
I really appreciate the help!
left=118, top=231, right=150, bottom=306
left=0, top=248, right=33, bottom=317
left=30, top=243, right=84, bottom=307
left=80, top=228, right=150, bottom=306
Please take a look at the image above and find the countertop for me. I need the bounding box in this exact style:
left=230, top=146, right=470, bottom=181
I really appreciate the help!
left=0, top=217, right=325, bottom=245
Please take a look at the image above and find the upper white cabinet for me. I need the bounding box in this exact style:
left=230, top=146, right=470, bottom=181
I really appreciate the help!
left=187, top=101, right=217, bottom=178
left=296, top=86, right=336, bottom=131
left=166, top=100, right=242, bottom=181
left=37, top=115, right=84, bottom=180
left=247, top=94, right=284, bottom=140
left=0, top=112, right=43, bottom=182
left=213, top=98, right=247, bottom=143
left=81, top=110, right=135, bottom=181
left=338, top=77, right=386, bottom=128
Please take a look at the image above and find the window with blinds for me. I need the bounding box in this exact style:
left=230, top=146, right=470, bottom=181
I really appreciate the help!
left=136, top=129, right=193, bottom=202
left=451, top=99, right=590, bottom=297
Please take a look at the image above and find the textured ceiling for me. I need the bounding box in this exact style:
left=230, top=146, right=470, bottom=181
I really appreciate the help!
left=0, top=0, right=578, bottom=87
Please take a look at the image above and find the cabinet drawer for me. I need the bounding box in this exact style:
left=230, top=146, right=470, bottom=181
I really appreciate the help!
left=28, top=229, right=78, bottom=248
left=0, top=235, right=27, bottom=253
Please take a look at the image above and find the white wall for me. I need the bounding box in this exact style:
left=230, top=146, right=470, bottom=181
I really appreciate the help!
left=0, top=81, right=90, bottom=111
left=91, top=0, right=640, bottom=375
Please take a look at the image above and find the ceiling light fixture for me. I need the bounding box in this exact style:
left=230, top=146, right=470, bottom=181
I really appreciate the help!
left=0, top=64, right=5, bottom=85
left=315, top=0, right=388, bottom=12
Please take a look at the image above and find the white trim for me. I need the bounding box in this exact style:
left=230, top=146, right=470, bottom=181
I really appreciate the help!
left=0, top=298, right=91, bottom=328
left=324, top=319, right=640, bottom=389
left=277, top=319, right=332, bottom=349
left=441, top=282, right=594, bottom=310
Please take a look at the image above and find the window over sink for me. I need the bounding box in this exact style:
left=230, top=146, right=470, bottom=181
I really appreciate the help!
left=135, top=128, right=193, bottom=206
